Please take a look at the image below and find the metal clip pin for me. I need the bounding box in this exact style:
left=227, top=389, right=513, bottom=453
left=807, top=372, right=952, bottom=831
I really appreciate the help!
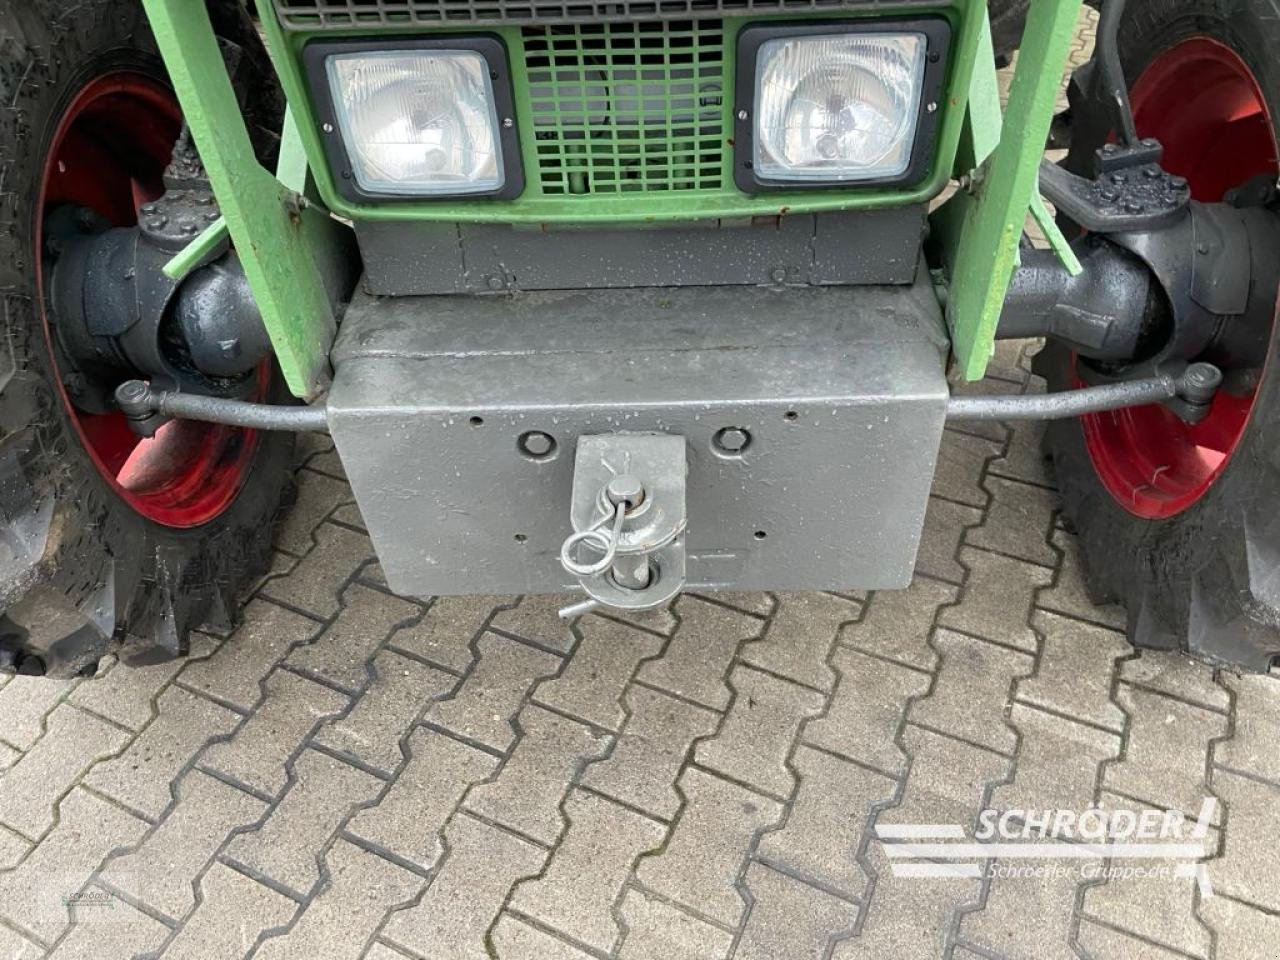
left=559, top=500, right=627, bottom=578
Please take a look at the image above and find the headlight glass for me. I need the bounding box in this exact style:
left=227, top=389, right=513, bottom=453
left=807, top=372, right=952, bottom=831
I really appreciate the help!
left=753, top=33, right=926, bottom=182
left=327, top=50, right=503, bottom=196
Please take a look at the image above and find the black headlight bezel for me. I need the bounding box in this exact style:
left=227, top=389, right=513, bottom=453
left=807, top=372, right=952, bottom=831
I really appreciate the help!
left=303, top=34, right=524, bottom=203
left=733, top=17, right=953, bottom=194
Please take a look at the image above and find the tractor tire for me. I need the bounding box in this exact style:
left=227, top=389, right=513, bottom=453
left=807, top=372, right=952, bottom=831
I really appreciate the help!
left=0, top=0, right=294, bottom=677
left=1036, top=0, right=1280, bottom=671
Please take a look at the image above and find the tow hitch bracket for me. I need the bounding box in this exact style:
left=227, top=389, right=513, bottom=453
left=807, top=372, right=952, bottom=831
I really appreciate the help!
left=558, top=435, right=688, bottom=619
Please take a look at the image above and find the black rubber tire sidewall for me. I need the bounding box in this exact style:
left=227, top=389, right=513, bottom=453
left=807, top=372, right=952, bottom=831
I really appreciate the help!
left=1039, top=0, right=1280, bottom=668
left=0, top=0, right=294, bottom=675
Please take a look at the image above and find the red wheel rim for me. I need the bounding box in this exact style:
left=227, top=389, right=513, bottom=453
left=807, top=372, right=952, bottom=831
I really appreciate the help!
left=1080, top=38, right=1279, bottom=519
left=36, top=73, right=261, bottom=529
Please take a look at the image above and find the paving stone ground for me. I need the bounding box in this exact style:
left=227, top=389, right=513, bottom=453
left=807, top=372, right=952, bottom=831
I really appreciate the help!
left=3, top=13, right=1279, bottom=960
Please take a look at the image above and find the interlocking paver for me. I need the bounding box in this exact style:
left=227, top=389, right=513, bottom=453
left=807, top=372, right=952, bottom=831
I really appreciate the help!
left=0, top=788, right=148, bottom=944
left=804, top=646, right=930, bottom=775
left=932, top=430, right=1001, bottom=508
left=534, top=616, right=661, bottom=731
left=991, top=702, right=1118, bottom=813
left=635, top=766, right=782, bottom=927
left=875, top=725, right=1011, bottom=833
left=0, top=823, right=29, bottom=869
left=937, top=547, right=1053, bottom=652
left=1038, top=527, right=1126, bottom=629
left=616, top=890, right=733, bottom=960
left=199, top=671, right=348, bottom=798
left=491, top=914, right=597, bottom=959
left=426, top=632, right=561, bottom=751
left=260, top=522, right=376, bottom=620
left=988, top=420, right=1053, bottom=488
left=490, top=595, right=579, bottom=654
left=0, top=741, right=19, bottom=772
left=836, top=728, right=1010, bottom=959
left=46, top=890, right=170, bottom=960
left=389, top=595, right=513, bottom=672
left=1121, top=650, right=1232, bottom=715
left=737, top=861, right=858, bottom=960
left=84, top=686, right=242, bottom=821
left=1081, top=859, right=1213, bottom=959
left=314, top=649, right=454, bottom=774
left=160, top=862, right=298, bottom=960
left=1, top=704, right=129, bottom=838
left=703, top=591, right=775, bottom=617
left=1204, top=768, right=1280, bottom=912
left=346, top=726, right=497, bottom=869
left=381, top=813, right=545, bottom=960
left=908, top=628, right=1034, bottom=755
left=70, top=636, right=217, bottom=731
left=465, top=703, right=611, bottom=845
left=254, top=838, right=422, bottom=960
left=914, top=496, right=983, bottom=585
left=0, top=924, right=41, bottom=960
left=840, top=579, right=957, bottom=672
left=1016, top=610, right=1128, bottom=732
left=285, top=583, right=419, bottom=691
left=273, top=469, right=353, bottom=556
left=964, top=476, right=1057, bottom=567
left=636, top=594, right=761, bottom=710
left=511, top=789, right=665, bottom=952
left=1214, top=673, right=1280, bottom=781
left=224, top=748, right=384, bottom=896
left=738, top=593, right=857, bottom=691
left=832, top=844, right=980, bottom=960
left=101, top=769, right=267, bottom=920
left=755, top=744, right=893, bottom=899
left=580, top=683, right=720, bottom=820
left=1075, top=919, right=1197, bottom=960
left=961, top=852, right=1103, bottom=960
left=694, top=664, right=825, bottom=798
left=1199, top=893, right=1280, bottom=960
left=178, top=599, right=320, bottom=712
left=1105, top=685, right=1227, bottom=823
left=0, top=675, right=75, bottom=750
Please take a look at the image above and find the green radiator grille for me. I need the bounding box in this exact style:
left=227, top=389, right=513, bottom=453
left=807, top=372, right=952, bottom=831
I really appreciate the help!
left=521, top=20, right=727, bottom=195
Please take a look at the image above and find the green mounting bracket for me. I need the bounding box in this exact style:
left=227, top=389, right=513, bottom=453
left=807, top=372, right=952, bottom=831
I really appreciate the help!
left=142, top=0, right=336, bottom=400
left=1030, top=188, right=1083, bottom=276
left=956, top=13, right=1002, bottom=173
left=942, top=0, right=1084, bottom=381
left=162, top=216, right=228, bottom=282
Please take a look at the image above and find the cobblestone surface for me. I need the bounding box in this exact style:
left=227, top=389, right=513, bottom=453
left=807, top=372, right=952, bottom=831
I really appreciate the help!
left=3, top=14, right=1279, bottom=959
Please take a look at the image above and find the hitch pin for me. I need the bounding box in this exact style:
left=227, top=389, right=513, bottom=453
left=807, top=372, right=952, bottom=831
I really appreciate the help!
left=559, top=500, right=627, bottom=578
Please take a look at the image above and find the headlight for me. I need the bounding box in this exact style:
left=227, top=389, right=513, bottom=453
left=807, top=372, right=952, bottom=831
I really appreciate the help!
left=307, top=38, right=523, bottom=201
left=735, top=21, right=950, bottom=191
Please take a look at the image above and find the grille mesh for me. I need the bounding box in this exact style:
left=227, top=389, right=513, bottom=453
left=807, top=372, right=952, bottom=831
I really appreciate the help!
left=272, top=0, right=936, bottom=29
left=523, top=21, right=725, bottom=195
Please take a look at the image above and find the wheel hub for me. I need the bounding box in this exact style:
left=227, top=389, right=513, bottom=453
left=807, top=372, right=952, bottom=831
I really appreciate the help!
left=36, top=73, right=263, bottom=529
left=1080, top=38, right=1279, bottom=519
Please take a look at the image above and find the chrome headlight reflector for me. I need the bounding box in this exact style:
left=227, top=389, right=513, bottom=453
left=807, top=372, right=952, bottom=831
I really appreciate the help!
left=735, top=20, right=950, bottom=191
left=306, top=37, right=522, bottom=201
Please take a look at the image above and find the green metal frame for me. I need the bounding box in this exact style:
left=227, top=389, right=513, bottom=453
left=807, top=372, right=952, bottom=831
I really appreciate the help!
left=940, top=0, right=1084, bottom=380
left=142, top=0, right=336, bottom=400
left=256, top=3, right=987, bottom=224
